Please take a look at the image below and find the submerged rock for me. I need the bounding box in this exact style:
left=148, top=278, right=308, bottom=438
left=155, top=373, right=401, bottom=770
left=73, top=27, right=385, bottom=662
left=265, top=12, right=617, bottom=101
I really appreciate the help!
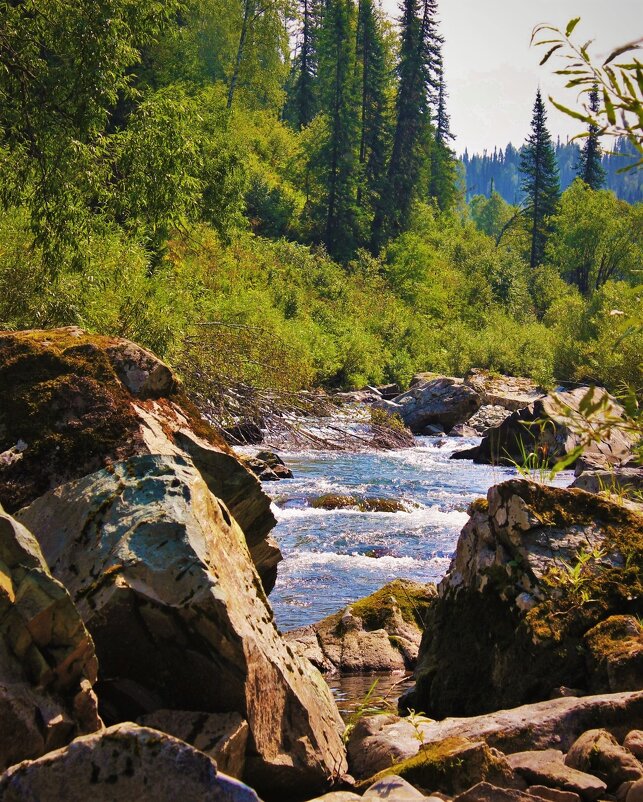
left=309, top=494, right=410, bottom=513
left=377, top=378, right=481, bottom=434
left=405, top=479, right=643, bottom=718
left=0, top=327, right=280, bottom=592
left=0, top=506, right=100, bottom=771
left=16, top=455, right=347, bottom=797
left=285, top=580, right=436, bottom=674
left=0, top=723, right=261, bottom=802
left=452, top=387, right=635, bottom=468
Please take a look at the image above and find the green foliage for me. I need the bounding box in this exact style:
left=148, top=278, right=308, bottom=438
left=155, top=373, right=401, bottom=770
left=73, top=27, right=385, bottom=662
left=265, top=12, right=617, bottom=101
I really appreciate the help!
left=546, top=180, right=643, bottom=296
left=533, top=19, right=643, bottom=169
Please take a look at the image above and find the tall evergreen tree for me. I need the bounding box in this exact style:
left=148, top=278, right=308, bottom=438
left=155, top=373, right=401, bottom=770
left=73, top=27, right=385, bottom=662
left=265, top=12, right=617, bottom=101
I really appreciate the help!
left=576, top=86, right=606, bottom=189
left=428, top=52, right=457, bottom=210
left=370, top=0, right=429, bottom=251
left=355, top=0, right=393, bottom=220
left=316, top=0, right=360, bottom=261
left=285, top=0, right=324, bottom=128
left=519, top=89, right=560, bottom=268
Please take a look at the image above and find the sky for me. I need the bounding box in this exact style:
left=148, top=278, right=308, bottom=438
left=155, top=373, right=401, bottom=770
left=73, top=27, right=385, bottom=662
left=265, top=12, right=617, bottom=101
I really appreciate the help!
left=380, top=0, right=642, bottom=155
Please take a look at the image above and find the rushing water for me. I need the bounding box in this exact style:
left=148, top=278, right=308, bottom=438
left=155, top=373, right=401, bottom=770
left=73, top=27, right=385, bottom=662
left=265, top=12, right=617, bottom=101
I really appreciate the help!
left=261, top=436, right=571, bottom=632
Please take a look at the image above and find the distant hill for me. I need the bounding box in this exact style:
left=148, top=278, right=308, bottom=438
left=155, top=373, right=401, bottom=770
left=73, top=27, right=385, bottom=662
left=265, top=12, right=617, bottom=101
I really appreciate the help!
left=461, top=137, right=642, bottom=205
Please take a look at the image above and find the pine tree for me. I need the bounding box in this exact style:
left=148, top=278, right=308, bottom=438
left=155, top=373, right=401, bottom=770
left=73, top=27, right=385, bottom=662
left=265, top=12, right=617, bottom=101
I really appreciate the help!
left=370, top=0, right=429, bottom=251
left=285, top=0, right=324, bottom=128
left=355, top=0, right=393, bottom=222
left=576, top=86, right=606, bottom=189
left=316, top=0, right=360, bottom=261
left=519, top=89, right=560, bottom=268
left=428, top=51, right=457, bottom=210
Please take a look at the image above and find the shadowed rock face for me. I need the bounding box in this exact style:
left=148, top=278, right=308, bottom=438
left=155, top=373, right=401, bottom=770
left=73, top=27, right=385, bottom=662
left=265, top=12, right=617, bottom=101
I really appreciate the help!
left=376, top=378, right=482, bottom=434
left=0, top=723, right=262, bottom=802
left=452, top=387, right=635, bottom=468
left=17, top=455, right=347, bottom=798
left=0, top=327, right=279, bottom=592
left=405, top=480, right=643, bottom=719
left=0, top=506, right=100, bottom=771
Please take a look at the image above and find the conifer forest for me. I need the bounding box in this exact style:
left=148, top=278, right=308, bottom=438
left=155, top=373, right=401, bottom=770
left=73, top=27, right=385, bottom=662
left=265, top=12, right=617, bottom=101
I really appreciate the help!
left=0, top=0, right=641, bottom=397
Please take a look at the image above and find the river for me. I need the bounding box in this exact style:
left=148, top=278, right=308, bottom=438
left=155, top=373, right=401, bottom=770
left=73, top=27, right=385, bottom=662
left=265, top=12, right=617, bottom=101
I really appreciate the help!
left=262, top=436, right=571, bottom=632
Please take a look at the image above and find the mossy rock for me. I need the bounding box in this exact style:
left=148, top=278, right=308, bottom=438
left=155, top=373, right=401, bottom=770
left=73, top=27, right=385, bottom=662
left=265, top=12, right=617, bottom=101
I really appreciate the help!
left=309, top=494, right=409, bottom=513
left=349, top=579, right=436, bottom=630
left=409, top=479, right=643, bottom=718
left=356, top=736, right=515, bottom=796
left=0, top=328, right=228, bottom=512
left=584, top=615, right=643, bottom=693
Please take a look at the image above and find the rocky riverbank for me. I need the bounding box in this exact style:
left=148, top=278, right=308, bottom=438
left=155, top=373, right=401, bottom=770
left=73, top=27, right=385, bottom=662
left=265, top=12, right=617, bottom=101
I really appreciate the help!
left=0, top=328, right=641, bottom=802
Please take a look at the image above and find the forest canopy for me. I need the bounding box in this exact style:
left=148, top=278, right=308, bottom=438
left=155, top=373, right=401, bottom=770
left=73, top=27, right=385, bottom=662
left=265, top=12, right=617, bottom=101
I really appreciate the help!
left=0, top=0, right=641, bottom=409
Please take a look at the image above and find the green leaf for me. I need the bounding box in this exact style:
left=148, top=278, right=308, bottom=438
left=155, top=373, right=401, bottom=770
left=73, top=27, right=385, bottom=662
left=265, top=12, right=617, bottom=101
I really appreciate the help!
left=565, top=17, right=581, bottom=37
left=540, top=44, right=563, bottom=66
left=548, top=97, right=592, bottom=122
left=604, top=39, right=643, bottom=66
left=603, top=89, right=617, bottom=124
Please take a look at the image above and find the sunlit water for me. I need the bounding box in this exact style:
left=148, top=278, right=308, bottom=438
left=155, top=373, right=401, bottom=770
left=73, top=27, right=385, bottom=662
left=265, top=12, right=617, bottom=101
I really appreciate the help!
left=259, top=436, right=571, bottom=632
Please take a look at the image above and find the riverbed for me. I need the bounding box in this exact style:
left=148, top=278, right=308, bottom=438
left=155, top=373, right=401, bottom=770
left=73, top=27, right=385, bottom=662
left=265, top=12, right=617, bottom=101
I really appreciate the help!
left=263, top=436, right=571, bottom=631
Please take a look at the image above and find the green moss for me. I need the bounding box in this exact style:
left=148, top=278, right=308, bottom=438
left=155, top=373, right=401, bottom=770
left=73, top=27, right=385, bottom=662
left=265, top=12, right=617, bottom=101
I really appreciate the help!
left=469, top=497, right=489, bottom=514
left=356, top=736, right=510, bottom=796
left=350, top=578, right=435, bottom=629
left=0, top=328, right=229, bottom=512
left=309, top=494, right=409, bottom=513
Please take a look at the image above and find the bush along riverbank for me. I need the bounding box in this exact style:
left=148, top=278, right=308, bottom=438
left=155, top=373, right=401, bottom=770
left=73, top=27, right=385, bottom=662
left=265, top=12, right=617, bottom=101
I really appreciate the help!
left=0, top=328, right=641, bottom=802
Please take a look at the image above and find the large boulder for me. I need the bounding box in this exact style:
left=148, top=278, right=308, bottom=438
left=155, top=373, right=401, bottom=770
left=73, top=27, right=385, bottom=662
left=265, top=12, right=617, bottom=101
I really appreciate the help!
left=285, top=580, right=436, bottom=674
left=0, top=327, right=279, bottom=592
left=377, top=378, right=482, bottom=434
left=16, top=455, right=347, bottom=798
left=347, top=692, right=643, bottom=781
left=404, top=479, right=643, bottom=718
left=571, top=468, right=643, bottom=502
left=452, top=387, right=635, bottom=469
left=0, top=506, right=100, bottom=771
left=463, top=370, right=545, bottom=412
left=0, top=723, right=261, bottom=802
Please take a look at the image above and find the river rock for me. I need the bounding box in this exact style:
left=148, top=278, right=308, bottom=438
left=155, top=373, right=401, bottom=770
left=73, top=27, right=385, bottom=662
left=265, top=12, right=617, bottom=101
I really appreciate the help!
left=466, top=405, right=513, bottom=435
left=454, top=782, right=555, bottom=801
left=0, top=328, right=280, bottom=592
left=0, top=506, right=100, bottom=771
left=355, top=736, right=519, bottom=796
left=571, top=468, right=643, bottom=501
left=565, top=729, right=643, bottom=789
left=584, top=616, right=643, bottom=694
left=625, top=731, right=643, bottom=760
left=137, top=710, right=249, bottom=779
left=452, top=387, right=635, bottom=468
left=404, top=479, right=643, bottom=717
left=376, top=378, right=482, bottom=434
left=16, top=454, right=347, bottom=797
left=348, top=693, right=643, bottom=782
left=285, top=580, right=436, bottom=674
left=526, top=787, right=581, bottom=802
left=506, top=750, right=606, bottom=800
left=0, top=723, right=261, bottom=802
left=463, top=370, right=545, bottom=412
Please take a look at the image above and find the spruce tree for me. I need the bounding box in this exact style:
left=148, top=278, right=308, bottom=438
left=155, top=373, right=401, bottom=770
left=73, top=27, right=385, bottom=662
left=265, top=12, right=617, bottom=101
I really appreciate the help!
left=286, top=0, right=324, bottom=129
left=519, top=89, right=560, bottom=268
left=576, top=86, right=606, bottom=189
left=316, top=0, right=360, bottom=261
left=355, top=0, right=393, bottom=222
left=370, top=0, right=428, bottom=251
left=428, top=52, right=457, bottom=210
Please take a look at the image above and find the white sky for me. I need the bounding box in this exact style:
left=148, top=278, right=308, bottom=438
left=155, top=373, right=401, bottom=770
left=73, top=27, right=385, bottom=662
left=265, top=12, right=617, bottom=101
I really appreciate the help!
left=380, top=0, right=643, bottom=154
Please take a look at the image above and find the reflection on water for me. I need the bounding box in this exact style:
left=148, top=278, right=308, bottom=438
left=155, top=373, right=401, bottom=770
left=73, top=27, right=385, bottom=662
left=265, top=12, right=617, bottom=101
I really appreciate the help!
left=326, top=672, right=415, bottom=720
